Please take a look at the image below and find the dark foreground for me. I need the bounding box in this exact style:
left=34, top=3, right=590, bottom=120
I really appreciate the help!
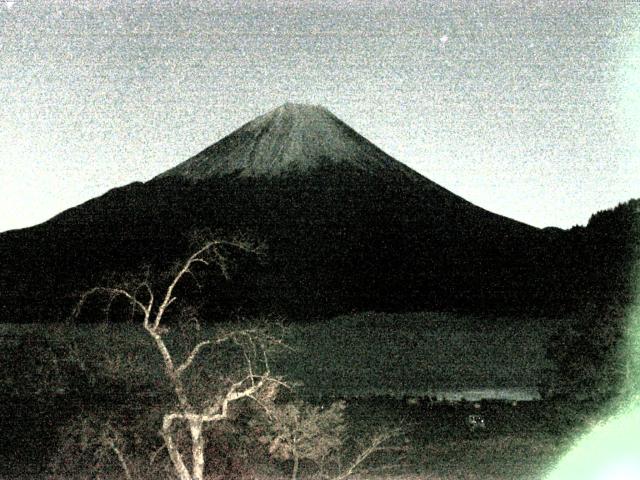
left=0, top=396, right=592, bottom=479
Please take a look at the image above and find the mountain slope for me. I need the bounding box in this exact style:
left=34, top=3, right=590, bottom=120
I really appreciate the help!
left=158, top=103, right=421, bottom=180
left=0, top=104, right=566, bottom=322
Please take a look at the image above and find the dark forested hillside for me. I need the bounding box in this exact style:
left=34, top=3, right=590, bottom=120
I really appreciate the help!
left=542, top=199, right=639, bottom=401
left=545, top=199, right=640, bottom=313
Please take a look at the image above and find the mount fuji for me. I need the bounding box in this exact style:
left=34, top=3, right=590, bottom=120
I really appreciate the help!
left=0, top=104, right=579, bottom=322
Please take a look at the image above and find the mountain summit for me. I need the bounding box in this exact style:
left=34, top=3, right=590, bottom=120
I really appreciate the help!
left=158, top=103, right=418, bottom=180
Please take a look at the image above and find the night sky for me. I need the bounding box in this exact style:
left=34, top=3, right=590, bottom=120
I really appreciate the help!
left=1, top=0, right=639, bottom=231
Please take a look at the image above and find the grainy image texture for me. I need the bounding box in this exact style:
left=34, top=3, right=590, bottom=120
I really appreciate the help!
left=0, top=1, right=638, bottom=479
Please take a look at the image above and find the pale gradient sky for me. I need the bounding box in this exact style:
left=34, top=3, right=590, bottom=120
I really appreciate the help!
left=1, top=0, right=639, bottom=232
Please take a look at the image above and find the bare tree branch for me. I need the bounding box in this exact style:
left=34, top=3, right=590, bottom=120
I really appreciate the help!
left=332, top=429, right=403, bottom=480
left=72, top=236, right=274, bottom=480
left=152, top=239, right=257, bottom=330
left=102, top=432, right=133, bottom=480
left=73, top=286, right=154, bottom=329
left=153, top=241, right=214, bottom=330
left=175, top=340, right=213, bottom=376
left=175, top=327, right=263, bottom=376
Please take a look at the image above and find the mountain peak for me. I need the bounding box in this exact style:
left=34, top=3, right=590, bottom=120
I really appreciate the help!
left=270, top=102, right=330, bottom=116
left=157, top=103, right=419, bottom=180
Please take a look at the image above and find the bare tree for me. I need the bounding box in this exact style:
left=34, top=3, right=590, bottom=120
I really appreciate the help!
left=51, top=413, right=137, bottom=480
left=74, top=238, right=286, bottom=480
left=261, top=400, right=346, bottom=480
left=259, top=400, right=403, bottom=480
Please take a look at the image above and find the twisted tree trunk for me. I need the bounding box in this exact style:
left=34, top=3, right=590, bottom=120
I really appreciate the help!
left=190, top=419, right=205, bottom=480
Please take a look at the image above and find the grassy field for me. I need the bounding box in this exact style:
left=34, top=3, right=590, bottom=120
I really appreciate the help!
left=0, top=311, right=560, bottom=399
left=0, top=312, right=584, bottom=479
left=279, top=312, right=558, bottom=400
